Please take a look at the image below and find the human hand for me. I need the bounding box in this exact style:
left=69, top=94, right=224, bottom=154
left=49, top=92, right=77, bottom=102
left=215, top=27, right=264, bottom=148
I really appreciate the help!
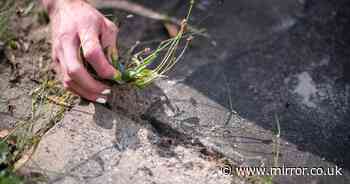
left=43, top=0, right=119, bottom=103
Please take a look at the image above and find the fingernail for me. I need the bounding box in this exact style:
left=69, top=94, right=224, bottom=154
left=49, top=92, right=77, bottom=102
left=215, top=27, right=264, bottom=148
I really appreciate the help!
left=96, top=98, right=107, bottom=104
left=101, top=89, right=111, bottom=95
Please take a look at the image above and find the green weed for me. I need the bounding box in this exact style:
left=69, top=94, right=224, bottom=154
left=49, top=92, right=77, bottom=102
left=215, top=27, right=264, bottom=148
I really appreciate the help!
left=0, top=80, right=75, bottom=184
left=109, top=0, right=196, bottom=88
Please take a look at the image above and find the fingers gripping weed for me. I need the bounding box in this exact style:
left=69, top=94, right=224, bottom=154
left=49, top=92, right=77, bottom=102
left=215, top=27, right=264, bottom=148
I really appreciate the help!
left=107, top=0, right=195, bottom=89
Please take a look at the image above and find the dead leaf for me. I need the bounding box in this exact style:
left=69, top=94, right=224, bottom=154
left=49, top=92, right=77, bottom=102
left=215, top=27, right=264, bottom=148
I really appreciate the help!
left=0, top=129, right=10, bottom=138
left=14, top=146, right=36, bottom=171
left=164, top=23, right=179, bottom=38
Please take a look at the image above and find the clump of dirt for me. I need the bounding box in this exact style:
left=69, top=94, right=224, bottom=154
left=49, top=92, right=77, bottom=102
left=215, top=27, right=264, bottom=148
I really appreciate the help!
left=109, top=83, right=165, bottom=121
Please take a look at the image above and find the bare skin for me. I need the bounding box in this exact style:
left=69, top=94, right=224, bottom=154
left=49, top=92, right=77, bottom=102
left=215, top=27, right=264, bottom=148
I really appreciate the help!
left=41, top=0, right=119, bottom=103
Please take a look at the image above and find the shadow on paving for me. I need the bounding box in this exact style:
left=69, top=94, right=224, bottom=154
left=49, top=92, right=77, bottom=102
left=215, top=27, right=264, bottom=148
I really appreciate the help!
left=108, top=0, right=350, bottom=175
left=176, top=0, right=350, bottom=170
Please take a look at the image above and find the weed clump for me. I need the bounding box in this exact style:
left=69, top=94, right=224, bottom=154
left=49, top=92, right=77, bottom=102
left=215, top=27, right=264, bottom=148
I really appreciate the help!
left=0, top=80, right=75, bottom=183
left=108, top=0, right=196, bottom=89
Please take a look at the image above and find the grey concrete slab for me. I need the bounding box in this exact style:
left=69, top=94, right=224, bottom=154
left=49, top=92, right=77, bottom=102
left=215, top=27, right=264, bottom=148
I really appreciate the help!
left=25, top=102, right=232, bottom=184
left=149, top=0, right=350, bottom=183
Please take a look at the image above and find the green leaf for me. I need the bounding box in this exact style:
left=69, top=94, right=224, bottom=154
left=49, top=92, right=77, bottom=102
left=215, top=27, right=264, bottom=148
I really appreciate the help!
left=0, top=170, right=24, bottom=184
left=135, top=69, right=153, bottom=78
left=133, top=70, right=159, bottom=88
left=134, top=53, right=159, bottom=73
